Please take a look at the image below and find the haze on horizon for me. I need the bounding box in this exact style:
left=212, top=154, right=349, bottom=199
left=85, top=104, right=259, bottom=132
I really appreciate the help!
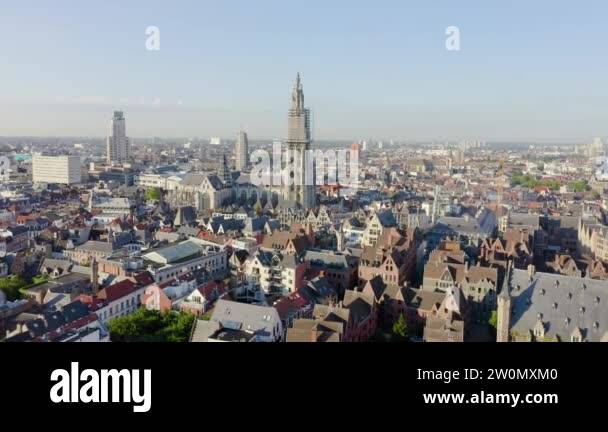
left=1, top=1, right=607, bottom=143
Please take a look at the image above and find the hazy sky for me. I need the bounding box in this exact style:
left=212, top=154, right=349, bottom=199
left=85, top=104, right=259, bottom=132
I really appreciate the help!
left=1, top=0, right=607, bottom=142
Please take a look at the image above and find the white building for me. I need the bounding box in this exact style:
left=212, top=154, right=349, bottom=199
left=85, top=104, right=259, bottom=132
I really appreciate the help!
left=142, top=238, right=227, bottom=284
left=32, top=153, right=81, bottom=184
left=88, top=194, right=133, bottom=223
left=235, top=130, right=249, bottom=171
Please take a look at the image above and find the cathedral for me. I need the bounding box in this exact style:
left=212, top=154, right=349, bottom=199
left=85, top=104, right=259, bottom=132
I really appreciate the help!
left=282, top=73, right=316, bottom=210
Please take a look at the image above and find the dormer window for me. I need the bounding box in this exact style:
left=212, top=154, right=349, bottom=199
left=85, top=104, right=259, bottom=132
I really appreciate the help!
left=594, top=322, right=600, bottom=330
left=552, top=302, right=558, bottom=310
left=579, top=306, right=585, bottom=315
left=567, top=292, right=572, bottom=300
left=533, top=320, right=545, bottom=339
left=565, top=317, right=571, bottom=326
left=595, top=297, right=600, bottom=305
left=540, top=288, right=546, bottom=296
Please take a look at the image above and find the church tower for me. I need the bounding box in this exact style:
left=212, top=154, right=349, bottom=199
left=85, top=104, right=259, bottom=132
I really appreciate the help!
left=336, top=224, right=345, bottom=252
left=221, top=154, right=232, bottom=188
left=91, top=257, right=99, bottom=295
left=284, top=74, right=315, bottom=209
left=497, top=262, right=512, bottom=342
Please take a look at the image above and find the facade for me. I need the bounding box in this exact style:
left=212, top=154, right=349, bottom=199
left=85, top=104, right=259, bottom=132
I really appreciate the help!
left=32, top=153, right=81, bottom=184
left=235, top=129, right=249, bottom=171
left=283, top=74, right=315, bottom=210
left=293, top=289, right=378, bottom=342
left=303, top=250, right=358, bottom=297
left=245, top=250, right=308, bottom=295
left=579, top=218, right=608, bottom=263
left=422, top=261, right=498, bottom=322
left=479, top=229, right=534, bottom=271
left=82, top=275, right=154, bottom=324
left=358, top=227, right=418, bottom=289
left=362, top=211, right=397, bottom=247
left=106, top=111, right=130, bottom=164
left=142, top=239, right=227, bottom=284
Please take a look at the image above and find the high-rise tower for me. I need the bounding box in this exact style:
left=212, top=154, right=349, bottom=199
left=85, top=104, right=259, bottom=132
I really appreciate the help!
left=283, top=73, right=315, bottom=209
left=106, top=111, right=130, bottom=164
left=235, top=130, right=249, bottom=171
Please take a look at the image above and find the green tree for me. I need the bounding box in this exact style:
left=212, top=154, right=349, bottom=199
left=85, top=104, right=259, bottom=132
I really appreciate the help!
left=392, top=314, right=409, bottom=342
left=488, top=311, right=498, bottom=329
left=568, top=180, right=590, bottom=193
left=108, top=309, right=195, bottom=342
left=145, top=187, right=162, bottom=202
left=0, top=276, right=28, bottom=301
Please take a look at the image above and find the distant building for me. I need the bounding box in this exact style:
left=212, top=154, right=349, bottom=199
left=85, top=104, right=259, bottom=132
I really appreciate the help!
left=32, top=153, right=81, bottom=184
left=235, top=130, right=249, bottom=171
left=106, top=111, right=130, bottom=164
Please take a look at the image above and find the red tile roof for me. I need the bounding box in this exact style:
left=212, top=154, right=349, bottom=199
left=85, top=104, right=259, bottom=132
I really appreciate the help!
left=273, top=291, right=311, bottom=320
left=133, top=271, right=155, bottom=286
left=98, top=279, right=138, bottom=302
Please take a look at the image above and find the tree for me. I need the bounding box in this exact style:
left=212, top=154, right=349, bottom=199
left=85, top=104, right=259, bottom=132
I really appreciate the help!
left=108, top=309, right=195, bottom=342
left=392, top=314, right=409, bottom=342
left=488, top=311, right=498, bottom=329
left=0, top=276, right=28, bottom=301
left=145, top=187, right=161, bottom=202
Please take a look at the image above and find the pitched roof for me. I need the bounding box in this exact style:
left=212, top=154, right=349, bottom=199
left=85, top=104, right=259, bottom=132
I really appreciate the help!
left=98, top=279, right=138, bottom=303
left=508, top=269, right=608, bottom=341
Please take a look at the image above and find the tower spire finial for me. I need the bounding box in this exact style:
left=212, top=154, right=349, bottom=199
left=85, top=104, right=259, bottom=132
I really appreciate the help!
left=291, top=73, right=304, bottom=110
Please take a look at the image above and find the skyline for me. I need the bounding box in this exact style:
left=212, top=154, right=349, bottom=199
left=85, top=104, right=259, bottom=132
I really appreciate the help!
left=1, top=1, right=608, bottom=141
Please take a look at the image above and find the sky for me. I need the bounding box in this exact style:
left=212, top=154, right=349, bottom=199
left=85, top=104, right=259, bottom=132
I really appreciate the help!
left=1, top=0, right=607, bottom=142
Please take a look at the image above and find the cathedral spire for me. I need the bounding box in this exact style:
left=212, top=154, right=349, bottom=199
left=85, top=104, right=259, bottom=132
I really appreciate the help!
left=291, top=73, right=304, bottom=111
left=222, top=153, right=232, bottom=188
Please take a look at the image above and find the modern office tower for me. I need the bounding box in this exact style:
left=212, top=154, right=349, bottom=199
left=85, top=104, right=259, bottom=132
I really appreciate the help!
left=32, top=153, right=81, bottom=184
left=235, top=130, right=249, bottom=171
left=283, top=73, right=315, bottom=209
left=106, top=111, right=130, bottom=164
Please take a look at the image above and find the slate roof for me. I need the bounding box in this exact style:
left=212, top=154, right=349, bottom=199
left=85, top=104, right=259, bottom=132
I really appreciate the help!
left=210, top=299, right=280, bottom=337
left=507, top=269, right=608, bottom=341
